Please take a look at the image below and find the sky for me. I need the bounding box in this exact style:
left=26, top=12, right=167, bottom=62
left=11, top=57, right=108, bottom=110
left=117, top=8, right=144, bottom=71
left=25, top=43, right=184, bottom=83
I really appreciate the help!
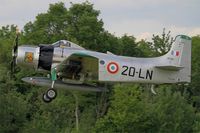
left=0, top=0, right=200, bottom=41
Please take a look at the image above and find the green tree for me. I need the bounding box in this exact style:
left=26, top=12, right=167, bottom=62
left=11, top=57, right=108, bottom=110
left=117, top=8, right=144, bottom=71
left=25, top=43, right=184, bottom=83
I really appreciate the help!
left=119, top=35, right=142, bottom=56
left=137, top=39, right=154, bottom=57
left=148, top=28, right=173, bottom=56
left=21, top=91, right=76, bottom=133
left=95, top=84, right=157, bottom=132
left=0, top=91, right=29, bottom=133
left=189, top=36, right=200, bottom=111
left=153, top=87, right=195, bottom=133
left=22, top=2, right=68, bottom=44
left=0, top=25, right=17, bottom=64
left=22, top=1, right=105, bottom=52
left=94, top=85, right=196, bottom=132
left=66, top=1, right=104, bottom=50
left=97, top=31, right=121, bottom=53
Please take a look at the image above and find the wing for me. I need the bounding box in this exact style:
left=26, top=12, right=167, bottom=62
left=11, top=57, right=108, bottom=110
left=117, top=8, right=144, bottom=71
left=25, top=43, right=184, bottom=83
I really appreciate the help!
left=22, top=77, right=105, bottom=92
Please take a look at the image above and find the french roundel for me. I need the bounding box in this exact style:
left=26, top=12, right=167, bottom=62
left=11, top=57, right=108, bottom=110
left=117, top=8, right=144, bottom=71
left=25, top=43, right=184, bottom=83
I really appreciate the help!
left=107, top=62, right=119, bottom=74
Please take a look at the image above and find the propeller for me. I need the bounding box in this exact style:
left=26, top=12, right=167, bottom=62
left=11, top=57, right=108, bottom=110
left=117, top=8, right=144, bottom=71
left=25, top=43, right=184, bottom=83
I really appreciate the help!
left=10, top=28, right=20, bottom=77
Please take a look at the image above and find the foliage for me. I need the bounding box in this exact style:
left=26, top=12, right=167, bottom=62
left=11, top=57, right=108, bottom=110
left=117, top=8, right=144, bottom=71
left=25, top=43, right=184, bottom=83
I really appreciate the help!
left=189, top=35, right=200, bottom=111
left=0, top=90, right=29, bottom=133
left=95, top=84, right=156, bottom=132
left=119, top=35, right=143, bottom=56
left=0, top=25, right=17, bottom=64
left=148, top=28, right=173, bottom=56
left=153, top=87, right=195, bottom=133
left=137, top=39, right=154, bottom=57
left=95, top=85, right=195, bottom=132
left=66, top=2, right=104, bottom=50
left=22, top=2, right=68, bottom=44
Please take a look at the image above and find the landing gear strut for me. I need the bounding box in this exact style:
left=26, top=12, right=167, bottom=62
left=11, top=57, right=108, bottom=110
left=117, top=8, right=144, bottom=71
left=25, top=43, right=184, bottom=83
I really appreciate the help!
left=150, top=84, right=157, bottom=95
left=42, top=67, right=57, bottom=103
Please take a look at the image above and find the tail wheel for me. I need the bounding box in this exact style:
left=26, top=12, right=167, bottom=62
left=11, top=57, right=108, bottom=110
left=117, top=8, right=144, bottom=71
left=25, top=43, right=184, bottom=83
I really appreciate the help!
left=46, top=88, right=57, bottom=99
left=42, top=93, right=52, bottom=103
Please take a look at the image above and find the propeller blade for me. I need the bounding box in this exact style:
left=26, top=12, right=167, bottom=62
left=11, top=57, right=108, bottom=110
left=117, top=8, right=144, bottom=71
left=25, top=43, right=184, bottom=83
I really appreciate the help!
left=10, top=27, right=20, bottom=77
left=13, top=33, right=19, bottom=55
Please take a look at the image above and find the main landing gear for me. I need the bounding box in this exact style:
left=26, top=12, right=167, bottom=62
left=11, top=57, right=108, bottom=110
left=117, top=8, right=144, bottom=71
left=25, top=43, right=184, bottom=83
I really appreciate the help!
left=42, top=67, right=57, bottom=103
left=43, top=88, right=57, bottom=103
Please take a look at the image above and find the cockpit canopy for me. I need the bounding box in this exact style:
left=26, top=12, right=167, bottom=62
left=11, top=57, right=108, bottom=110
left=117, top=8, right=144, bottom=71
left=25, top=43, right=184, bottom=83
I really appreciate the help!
left=52, top=40, right=85, bottom=50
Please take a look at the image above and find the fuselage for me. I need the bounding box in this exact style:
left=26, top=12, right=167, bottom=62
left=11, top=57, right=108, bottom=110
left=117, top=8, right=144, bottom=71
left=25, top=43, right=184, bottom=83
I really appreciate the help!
left=17, top=35, right=192, bottom=85
left=16, top=40, right=182, bottom=84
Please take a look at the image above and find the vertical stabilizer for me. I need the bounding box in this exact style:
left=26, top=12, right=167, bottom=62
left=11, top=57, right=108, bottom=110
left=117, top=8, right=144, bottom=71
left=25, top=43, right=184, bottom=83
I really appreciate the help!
left=164, top=35, right=192, bottom=82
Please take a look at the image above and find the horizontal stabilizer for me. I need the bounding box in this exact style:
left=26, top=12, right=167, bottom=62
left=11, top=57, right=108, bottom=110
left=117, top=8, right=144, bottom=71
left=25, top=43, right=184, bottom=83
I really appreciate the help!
left=155, top=65, right=184, bottom=71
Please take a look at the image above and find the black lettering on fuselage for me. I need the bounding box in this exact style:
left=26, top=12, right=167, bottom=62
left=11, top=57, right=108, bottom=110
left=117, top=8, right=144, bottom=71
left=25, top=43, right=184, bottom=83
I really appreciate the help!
left=121, top=65, right=153, bottom=80
left=146, top=69, right=153, bottom=80
left=129, top=67, right=135, bottom=77
left=122, top=66, right=128, bottom=75
left=138, top=68, right=144, bottom=79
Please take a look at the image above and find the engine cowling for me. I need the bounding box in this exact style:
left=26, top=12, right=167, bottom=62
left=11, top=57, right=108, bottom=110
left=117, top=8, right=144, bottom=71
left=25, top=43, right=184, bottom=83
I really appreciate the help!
left=17, top=45, right=54, bottom=71
left=17, top=46, right=40, bottom=69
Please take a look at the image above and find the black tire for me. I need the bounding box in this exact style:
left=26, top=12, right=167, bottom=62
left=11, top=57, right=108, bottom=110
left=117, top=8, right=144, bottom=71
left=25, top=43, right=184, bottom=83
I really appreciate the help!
left=46, top=88, right=57, bottom=99
left=42, top=93, right=52, bottom=103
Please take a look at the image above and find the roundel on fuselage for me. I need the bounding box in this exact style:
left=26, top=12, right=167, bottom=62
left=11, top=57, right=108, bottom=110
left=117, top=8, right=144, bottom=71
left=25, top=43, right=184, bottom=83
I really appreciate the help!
left=107, top=62, right=119, bottom=74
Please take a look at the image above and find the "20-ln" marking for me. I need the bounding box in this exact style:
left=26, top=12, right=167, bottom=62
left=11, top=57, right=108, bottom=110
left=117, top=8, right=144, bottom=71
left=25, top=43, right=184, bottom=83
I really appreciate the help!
left=121, top=65, right=153, bottom=80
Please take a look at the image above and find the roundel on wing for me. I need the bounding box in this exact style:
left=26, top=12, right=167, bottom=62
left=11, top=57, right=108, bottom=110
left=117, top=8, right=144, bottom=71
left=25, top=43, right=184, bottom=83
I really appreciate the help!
left=107, top=62, right=119, bottom=74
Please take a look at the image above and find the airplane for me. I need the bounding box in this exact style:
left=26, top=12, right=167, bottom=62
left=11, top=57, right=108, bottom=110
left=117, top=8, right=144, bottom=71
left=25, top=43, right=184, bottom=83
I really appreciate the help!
left=10, top=32, right=192, bottom=103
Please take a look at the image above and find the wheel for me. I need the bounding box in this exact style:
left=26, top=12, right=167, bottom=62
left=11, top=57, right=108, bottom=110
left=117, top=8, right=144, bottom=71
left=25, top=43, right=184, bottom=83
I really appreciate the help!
left=46, top=88, right=57, bottom=99
left=42, top=93, right=52, bottom=103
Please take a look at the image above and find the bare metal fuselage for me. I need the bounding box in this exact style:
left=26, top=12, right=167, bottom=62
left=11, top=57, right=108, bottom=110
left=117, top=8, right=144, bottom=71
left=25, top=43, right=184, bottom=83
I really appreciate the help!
left=16, top=35, right=191, bottom=85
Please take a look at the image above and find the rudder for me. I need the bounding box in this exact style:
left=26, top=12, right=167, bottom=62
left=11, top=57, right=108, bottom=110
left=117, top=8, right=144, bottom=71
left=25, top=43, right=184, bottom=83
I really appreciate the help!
left=165, top=35, right=192, bottom=82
